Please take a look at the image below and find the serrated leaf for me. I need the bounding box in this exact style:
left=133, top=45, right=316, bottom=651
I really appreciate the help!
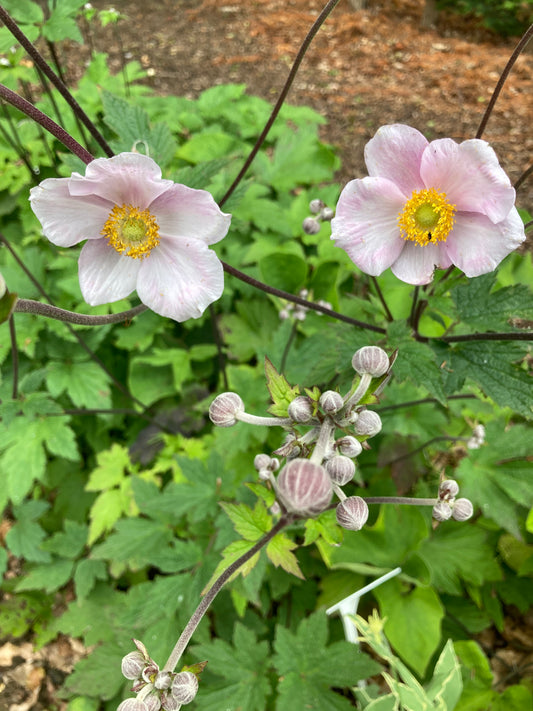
left=86, top=444, right=132, bottom=492
left=74, top=559, right=108, bottom=600
left=264, top=356, right=300, bottom=416
left=16, top=558, right=74, bottom=593
left=46, top=360, right=111, bottom=409
left=220, top=501, right=271, bottom=541
left=202, top=539, right=260, bottom=593
left=42, top=520, right=88, bottom=559
left=62, top=642, right=126, bottom=701
left=5, top=501, right=51, bottom=563
left=91, top=518, right=173, bottom=565
left=87, top=489, right=127, bottom=544
left=266, top=532, right=304, bottom=579
left=425, top=639, right=462, bottom=711
left=390, top=339, right=446, bottom=404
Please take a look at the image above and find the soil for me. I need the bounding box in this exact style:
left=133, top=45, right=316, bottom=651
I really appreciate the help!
left=2, top=1, right=533, bottom=708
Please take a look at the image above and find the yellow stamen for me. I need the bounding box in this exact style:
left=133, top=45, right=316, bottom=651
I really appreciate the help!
left=102, top=204, right=160, bottom=259
left=398, top=188, right=456, bottom=247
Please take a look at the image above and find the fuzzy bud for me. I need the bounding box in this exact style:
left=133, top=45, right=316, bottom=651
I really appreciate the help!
left=320, top=206, right=334, bottom=221
left=288, top=396, right=314, bottom=423
left=117, top=700, right=148, bottom=711
left=302, top=217, right=320, bottom=235
left=351, top=346, right=389, bottom=377
left=159, top=692, right=179, bottom=711
left=254, top=453, right=271, bottom=471
left=171, top=671, right=199, bottom=705
left=319, top=390, right=344, bottom=415
left=143, top=693, right=162, bottom=711
left=335, top=436, right=362, bottom=458
left=432, top=501, right=452, bottom=522
left=276, top=458, right=332, bottom=516
left=353, top=410, right=382, bottom=437
left=439, top=479, right=459, bottom=501
left=309, top=199, right=324, bottom=214
left=121, top=651, right=146, bottom=680
left=325, top=456, right=355, bottom=486
left=209, top=392, right=244, bottom=427
left=154, top=672, right=172, bottom=691
left=336, top=496, right=369, bottom=531
left=452, top=498, right=474, bottom=521
left=142, top=662, right=159, bottom=684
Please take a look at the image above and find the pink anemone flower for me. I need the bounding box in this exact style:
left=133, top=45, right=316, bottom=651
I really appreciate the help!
left=29, top=152, right=231, bottom=321
left=331, top=124, right=525, bottom=285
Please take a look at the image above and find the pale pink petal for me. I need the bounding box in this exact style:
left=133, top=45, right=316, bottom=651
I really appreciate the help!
left=150, top=185, right=231, bottom=245
left=331, top=177, right=406, bottom=275
left=391, top=241, right=452, bottom=285
left=79, top=239, right=140, bottom=304
left=68, top=153, right=173, bottom=208
left=137, top=237, right=223, bottom=321
left=420, top=139, right=516, bottom=223
left=444, top=208, right=526, bottom=277
left=364, top=124, right=427, bottom=195
left=29, top=179, right=111, bottom=247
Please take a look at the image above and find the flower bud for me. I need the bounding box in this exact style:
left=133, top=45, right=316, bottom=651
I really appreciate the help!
left=335, top=436, right=362, bottom=458
left=452, top=498, right=473, bottom=521
left=309, top=199, right=324, bottom=214
left=432, top=501, right=452, bottom=522
left=254, top=453, right=271, bottom=471
left=171, top=671, right=199, bottom=705
left=325, top=456, right=355, bottom=486
left=117, top=700, right=148, bottom=711
left=353, top=410, right=382, bottom=437
left=208, top=392, right=244, bottom=427
left=438, top=479, right=459, bottom=501
left=288, top=396, right=313, bottom=423
left=276, top=458, right=332, bottom=516
left=351, top=346, right=389, bottom=377
left=142, top=662, right=159, bottom=684
left=154, top=671, right=172, bottom=690
left=303, top=217, right=320, bottom=235
left=336, top=496, right=369, bottom=531
left=143, top=692, right=162, bottom=711
left=159, top=692, right=179, bottom=711
left=320, top=206, right=334, bottom=221
left=121, top=651, right=146, bottom=680
left=0, top=271, right=6, bottom=299
left=319, top=390, right=344, bottom=415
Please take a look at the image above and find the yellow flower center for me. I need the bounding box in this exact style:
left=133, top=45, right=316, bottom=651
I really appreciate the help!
left=398, top=188, right=456, bottom=247
left=101, top=204, right=160, bottom=259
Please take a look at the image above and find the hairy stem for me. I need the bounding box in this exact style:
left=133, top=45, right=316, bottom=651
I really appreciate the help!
left=15, top=299, right=147, bottom=325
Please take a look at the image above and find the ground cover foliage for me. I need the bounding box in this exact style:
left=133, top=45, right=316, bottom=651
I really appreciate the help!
left=0, top=1, right=532, bottom=710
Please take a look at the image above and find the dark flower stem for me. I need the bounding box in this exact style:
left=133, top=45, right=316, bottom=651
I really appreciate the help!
left=219, top=0, right=343, bottom=207
left=9, top=316, right=18, bottom=399
left=425, top=331, right=533, bottom=343
left=476, top=23, right=533, bottom=139
left=162, top=515, right=292, bottom=672
left=15, top=299, right=147, bottom=325
left=514, top=162, right=533, bottom=191
left=371, top=276, right=394, bottom=322
left=0, top=5, right=113, bottom=157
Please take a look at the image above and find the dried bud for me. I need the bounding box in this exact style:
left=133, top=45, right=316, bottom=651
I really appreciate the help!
left=276, top=458, right=332, bottom=516
left=353, top=410, right=382, bottom=437
left=336, top=496, right=369, bottom=531
left=319, top=390, right=344, bottom=415
left=171, top=671, right=199, bottom=705
left=325, top=456, right=355, bottom=486
left=302, top=217, right=320, bottom=235
left=209, top=392, right=244, bottom=427
left=452, top=498, right=474, bottom=521
left=121, top=651, right=146, bottom=680
left=288, top=396, right=314, bottom=423
left=439, top=479, right=459, bottom=501
left=335, top=436, right=362, bottom=458
left=432, top=501, right=452, bottom=522
left=351, top=346, right=389, bottom=377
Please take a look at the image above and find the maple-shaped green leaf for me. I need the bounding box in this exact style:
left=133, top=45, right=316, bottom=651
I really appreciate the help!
left=16, top=558, right=74, bottom=593
left=202, top=539, right=260, bottom=593
left=266, top=532, right=304, bottom=579
left=5, top=500, right=51, bottom=563
left=274, top=612, right=381, bottom=711
left=74, top=559, right=108, bottom=600
left=86, top=444, right=132, bottom=492
left=42, top=520, right=88, bottom=559
left=192, top=623, right=271, bottom=711
left=264, top=356, right=300, bottom=417
left=220, top=501, right=272, bottom=541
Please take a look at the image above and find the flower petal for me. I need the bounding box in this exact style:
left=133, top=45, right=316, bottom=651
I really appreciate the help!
left=78, top=239, right=140, bottom=304
left=29, top=179, right=111, bottom=246
left=364, top=124, right=428, bottom=195
left=68, top=153, right=173, bottom=208
left=331, top=177, right=406, bottom=275
left=444, top=208, right=526, bottom=277
left=391, top=241, right=452, bottom=285
left=420, top=138, right=516, bottom=223
left=150, top=185, right=231, bottom=245
left=137, top=237, right=224, bottom=321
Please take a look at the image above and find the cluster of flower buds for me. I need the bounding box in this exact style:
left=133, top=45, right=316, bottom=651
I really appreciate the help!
left=210, top=346, right=392, bottom=532
left=118, top=640, right=199, bottom=711
left=466, top=424, right=485, bottom=450
left=302, top=198, right=335, bottom=235
left=279, top=288, right=332, bottom=321
left=432, top=480, right=474, bottom=523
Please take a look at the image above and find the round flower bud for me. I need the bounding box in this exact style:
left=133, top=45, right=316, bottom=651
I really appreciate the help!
left=121, top=651, right=146, bottom=680
left=303, top=217, right=320, bottom=235
left=325, top=456, right=355, bottom=486
left=320, top=206, right=334, bottom=221
left=171, top=671, right=199, bottom=705
left=439, top=479, right=459, bottom=501
left=276, top=458, right=332, bottom=517
left=319, top=390, right=344, bottom=415
left=336, top=496, right=369, bottom=531
left=353, top=410, right=382, bottom=437
left=432, top=501, right=452, bottom=522
left=208, top=392, right=244, bottom=427
left=351, top=346, right=389, bottom=377
left=143, top=693, right=162, bottom=711
left=0, top=271, right=6, bottom=299
left=254, top=453, right=271, bottom=471
left=117, top=700, right=149, bottom=711
left=288, top=396, right=313, bottom=423
left=309, top=199, right=324, bottom=214
left=336, top=436, right=362, bottom=458
left=154, top=671, right=172, bottom=690
left=159, top=692, right=179, bottom=711
left=452, top=498, right=474, bottom=521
